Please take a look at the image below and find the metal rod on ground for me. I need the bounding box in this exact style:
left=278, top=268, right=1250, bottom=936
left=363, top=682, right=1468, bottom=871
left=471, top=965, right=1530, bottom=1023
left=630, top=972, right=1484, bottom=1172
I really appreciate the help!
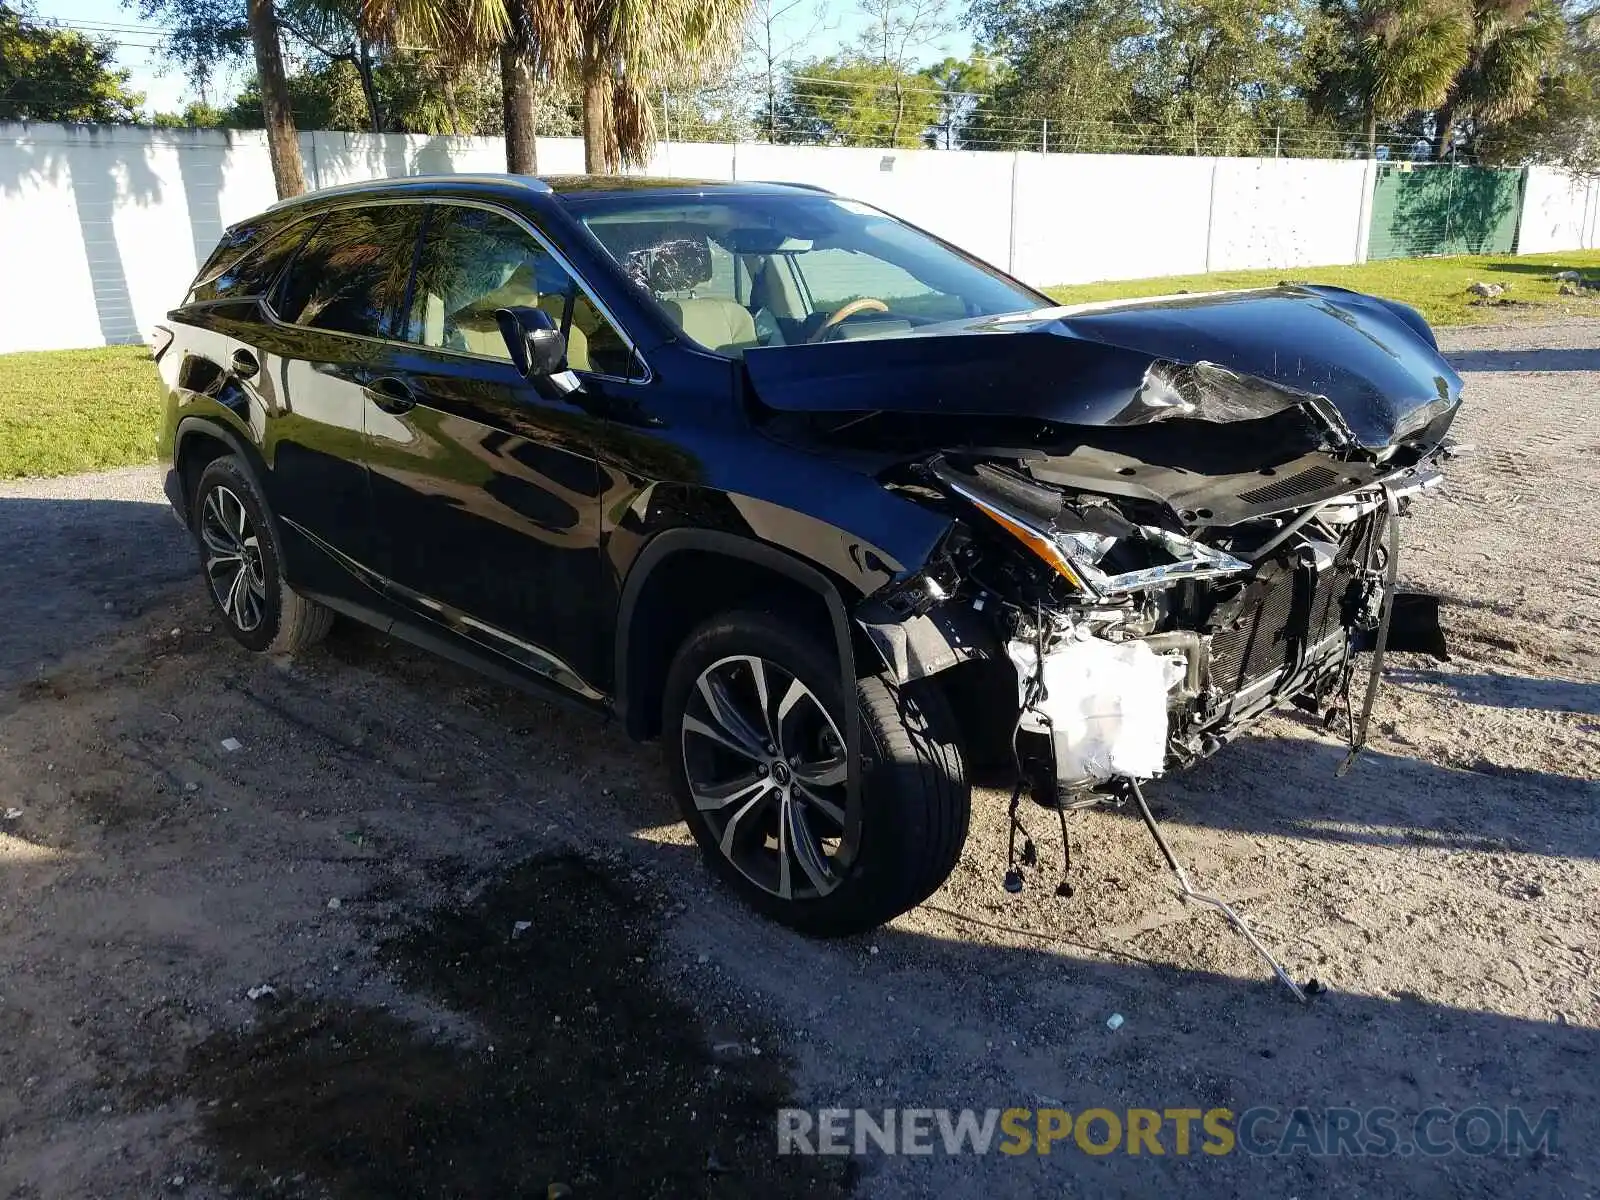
left=1124, top=777, right=1309, bottom=1004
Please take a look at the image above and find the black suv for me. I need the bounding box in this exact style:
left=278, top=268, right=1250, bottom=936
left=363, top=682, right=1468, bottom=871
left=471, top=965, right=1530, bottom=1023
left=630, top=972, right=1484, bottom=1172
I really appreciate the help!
left=157, top=174, right=1460, bottom=935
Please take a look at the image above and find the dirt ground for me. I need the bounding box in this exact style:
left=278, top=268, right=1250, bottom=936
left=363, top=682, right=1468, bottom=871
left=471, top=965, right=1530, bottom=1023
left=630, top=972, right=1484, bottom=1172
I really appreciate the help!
left=1, top=318, right=1597, bottom=1199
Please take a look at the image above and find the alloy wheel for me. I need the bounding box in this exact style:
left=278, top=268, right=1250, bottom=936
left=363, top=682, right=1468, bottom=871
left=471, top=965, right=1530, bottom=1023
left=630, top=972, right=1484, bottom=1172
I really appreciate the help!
left=680, top=654, right=855, bottom=901
left=199, top=485, right=267, bottom=633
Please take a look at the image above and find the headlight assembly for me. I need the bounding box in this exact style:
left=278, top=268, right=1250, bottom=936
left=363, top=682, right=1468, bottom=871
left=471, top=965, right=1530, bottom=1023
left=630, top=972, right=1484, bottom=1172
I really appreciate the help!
left=930, top=459, right=1250, bottom=601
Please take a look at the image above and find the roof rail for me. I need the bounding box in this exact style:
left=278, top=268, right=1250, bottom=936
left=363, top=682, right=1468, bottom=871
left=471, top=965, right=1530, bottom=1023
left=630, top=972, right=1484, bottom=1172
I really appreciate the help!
left=266, top=172, right=552, bottom=212
left=766, top=180, right=835, bottom=194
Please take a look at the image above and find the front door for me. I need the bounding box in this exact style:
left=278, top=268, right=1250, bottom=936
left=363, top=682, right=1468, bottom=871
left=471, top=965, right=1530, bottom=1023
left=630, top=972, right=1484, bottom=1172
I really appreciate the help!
left=363, top=203, right=637, bottom=698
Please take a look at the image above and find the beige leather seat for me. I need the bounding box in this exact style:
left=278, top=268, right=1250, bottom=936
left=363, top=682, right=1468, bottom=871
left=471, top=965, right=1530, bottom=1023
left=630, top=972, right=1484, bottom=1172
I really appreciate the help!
left=434, top=265, right=591, bottom=370
left=661, top=298, right=758, bottom=355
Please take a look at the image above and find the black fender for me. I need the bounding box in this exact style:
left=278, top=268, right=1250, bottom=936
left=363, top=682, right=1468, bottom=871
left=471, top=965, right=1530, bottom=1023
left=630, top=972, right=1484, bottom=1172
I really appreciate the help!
left=174, top=413, right=271, bottom=503
left=613, top=528, right=861, bottom=839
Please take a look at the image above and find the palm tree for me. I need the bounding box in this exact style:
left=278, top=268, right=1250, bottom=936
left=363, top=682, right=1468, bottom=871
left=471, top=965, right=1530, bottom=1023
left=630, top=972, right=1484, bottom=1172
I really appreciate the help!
left=568, top=0, right=751, bottom=173
left=1318, top=0, right=1472, bottom=154
left=1429, top=0, right=1564, bottom=157
left=359, top=0, right=569, bottom=174
left=248, top=0, right=308, bottom=196
left=1357, top=0, right=1472, bottom=153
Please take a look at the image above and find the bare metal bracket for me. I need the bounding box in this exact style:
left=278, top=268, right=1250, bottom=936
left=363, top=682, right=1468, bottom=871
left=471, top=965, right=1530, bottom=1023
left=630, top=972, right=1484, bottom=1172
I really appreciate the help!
left=1122, top=777, right=1309, bottom=1004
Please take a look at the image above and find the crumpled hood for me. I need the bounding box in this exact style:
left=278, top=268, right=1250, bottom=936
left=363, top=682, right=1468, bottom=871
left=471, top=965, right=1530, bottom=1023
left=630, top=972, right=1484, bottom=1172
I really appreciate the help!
left=743, top=284, right=1463, bottom=451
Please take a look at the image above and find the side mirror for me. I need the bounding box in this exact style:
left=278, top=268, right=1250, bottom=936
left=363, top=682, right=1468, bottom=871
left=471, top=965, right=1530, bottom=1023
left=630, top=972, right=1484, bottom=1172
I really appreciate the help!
left=495, top=306, right=566, bottom=378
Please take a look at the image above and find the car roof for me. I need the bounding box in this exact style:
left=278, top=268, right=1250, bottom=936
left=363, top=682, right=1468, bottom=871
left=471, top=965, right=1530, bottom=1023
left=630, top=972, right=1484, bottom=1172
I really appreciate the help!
left=265, top=173, right=834, bottom=216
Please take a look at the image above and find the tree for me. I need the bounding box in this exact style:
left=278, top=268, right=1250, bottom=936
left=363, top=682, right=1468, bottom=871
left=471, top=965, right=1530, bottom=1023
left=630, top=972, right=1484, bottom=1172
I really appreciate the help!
left=247, top=0, right=308, bottom=194
left=1476, top=3, right=1600, bottom=170
left=151, top=100, right=227, bottom=126
left=567, top=0, right=753, bottom=173
left=921, top=53, right=994, bottom=147
left=1311, top=0, right=1471, bottom=153
left=139, top=0, right=307, bottom=194
left=1428, top=0, right=1564, bottom=157
left=857, top=0, right=954, bottom=144
left=965, top=0, right=1337, bottom=154
left=964, top=0, right=1148, bottom=151
left=356, top=0, right=553, bottom=174
left=743, top=0, right=835, bottom=140
left=0, top=3, right=145, bottom=122
left=777, top=54, right=942, bottom=144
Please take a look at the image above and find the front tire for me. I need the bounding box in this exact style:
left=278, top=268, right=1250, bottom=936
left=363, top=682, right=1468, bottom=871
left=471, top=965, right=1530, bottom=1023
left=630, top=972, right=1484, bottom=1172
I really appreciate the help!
left=663, top=610, right=970, bottom=936
left=191, top=455, right=333, bottom=654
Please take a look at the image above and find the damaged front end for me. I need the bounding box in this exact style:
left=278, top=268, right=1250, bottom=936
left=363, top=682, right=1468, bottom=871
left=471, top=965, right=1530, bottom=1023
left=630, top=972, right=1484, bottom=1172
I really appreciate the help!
left=853, top=352, right=1456, bottom=807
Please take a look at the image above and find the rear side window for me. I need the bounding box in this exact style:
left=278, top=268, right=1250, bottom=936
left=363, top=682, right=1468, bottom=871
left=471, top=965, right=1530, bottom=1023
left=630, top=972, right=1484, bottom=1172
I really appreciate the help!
left=272, top=206, right=421, bottom=338
left=188, top=217, right=319, bottom=304
left=402, top=205, right=635, bottom=376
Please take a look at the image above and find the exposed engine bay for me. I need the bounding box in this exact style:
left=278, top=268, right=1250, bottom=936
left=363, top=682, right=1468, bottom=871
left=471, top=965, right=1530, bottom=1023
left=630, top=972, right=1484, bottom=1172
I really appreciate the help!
left=830, top=350, right=1459, bottom=806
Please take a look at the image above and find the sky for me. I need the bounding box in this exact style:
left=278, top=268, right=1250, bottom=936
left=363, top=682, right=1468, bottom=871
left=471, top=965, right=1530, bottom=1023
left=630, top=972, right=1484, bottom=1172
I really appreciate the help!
left=32, top=0, right=975, bottom=119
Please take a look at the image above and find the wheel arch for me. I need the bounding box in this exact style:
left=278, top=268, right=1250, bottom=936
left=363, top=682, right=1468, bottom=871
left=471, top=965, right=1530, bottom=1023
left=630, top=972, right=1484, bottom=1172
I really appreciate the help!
left=613, top=529, right=864, bottom=744
left=174, top=415, right=270, bottom=523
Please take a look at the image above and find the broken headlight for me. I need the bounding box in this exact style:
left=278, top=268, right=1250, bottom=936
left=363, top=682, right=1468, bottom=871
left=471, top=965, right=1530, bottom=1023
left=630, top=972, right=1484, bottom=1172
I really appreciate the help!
left=930, top=459, right=1250, bottom=601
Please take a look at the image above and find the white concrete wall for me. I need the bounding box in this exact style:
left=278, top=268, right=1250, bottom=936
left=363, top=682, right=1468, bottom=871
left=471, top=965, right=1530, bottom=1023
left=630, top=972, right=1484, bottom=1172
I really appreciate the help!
left=1, top=120, right=1586, bottom=356
left=1013, top=153, right=1217, bottom=284
left=1516, top=166, right=1600, bottom=254
left=1206, top=157, right=1372, bottom=272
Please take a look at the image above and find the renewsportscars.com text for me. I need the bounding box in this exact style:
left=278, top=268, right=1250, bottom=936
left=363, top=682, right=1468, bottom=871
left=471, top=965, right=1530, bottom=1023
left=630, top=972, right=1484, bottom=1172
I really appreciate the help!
left=777, top=1106, right=1559, bottom=1158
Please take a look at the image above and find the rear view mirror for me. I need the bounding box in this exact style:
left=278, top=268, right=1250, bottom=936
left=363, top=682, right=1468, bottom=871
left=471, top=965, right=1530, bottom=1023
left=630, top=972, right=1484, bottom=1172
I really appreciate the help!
left=495, top=306, right=566, bottom=378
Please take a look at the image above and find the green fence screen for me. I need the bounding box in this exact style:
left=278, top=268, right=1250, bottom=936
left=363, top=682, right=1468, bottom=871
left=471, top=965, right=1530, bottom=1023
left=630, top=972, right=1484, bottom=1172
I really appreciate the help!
left=1367, top=164, right=1527, bottom=260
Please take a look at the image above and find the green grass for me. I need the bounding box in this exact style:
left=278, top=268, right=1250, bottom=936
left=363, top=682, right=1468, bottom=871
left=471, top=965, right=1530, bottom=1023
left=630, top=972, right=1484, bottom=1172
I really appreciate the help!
left=0, top=345, right=164, bottom=479
left=1043, top=249, right=1600, bottom=327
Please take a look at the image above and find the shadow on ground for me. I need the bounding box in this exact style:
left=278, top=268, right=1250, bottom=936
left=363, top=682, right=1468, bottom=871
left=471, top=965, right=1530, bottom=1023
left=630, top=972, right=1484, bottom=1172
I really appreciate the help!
left=1385, top=668, right=1600, bottom=716
left=180, top=853, right=855, bottom=1199
left=1447, top=347, right=1600, bottom=373
left=0, top=496, right=191, bottom=687
left=1125, top=724, right=1600, bottom=860
left=170, top=842, right=1597, bottom=1199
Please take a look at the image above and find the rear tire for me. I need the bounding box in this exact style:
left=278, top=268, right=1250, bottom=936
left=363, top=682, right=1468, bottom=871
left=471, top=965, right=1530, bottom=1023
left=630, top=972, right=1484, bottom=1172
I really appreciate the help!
left=191, top=456, right=334, bottom=655
left=662, top=609, right=969, bottom=935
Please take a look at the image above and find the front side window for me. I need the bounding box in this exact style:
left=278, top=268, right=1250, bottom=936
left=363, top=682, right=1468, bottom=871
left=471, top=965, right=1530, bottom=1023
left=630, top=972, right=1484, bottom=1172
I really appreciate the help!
left=403, top=205, right=634, bottom=377
left=572, top=193, right=1043, bottom=358
left=272, top=206, right=421, bottom=338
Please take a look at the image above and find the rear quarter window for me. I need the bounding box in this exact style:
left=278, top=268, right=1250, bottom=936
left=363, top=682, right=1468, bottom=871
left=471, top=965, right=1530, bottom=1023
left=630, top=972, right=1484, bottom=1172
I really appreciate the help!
left=188, top=216, right=319, bottom=304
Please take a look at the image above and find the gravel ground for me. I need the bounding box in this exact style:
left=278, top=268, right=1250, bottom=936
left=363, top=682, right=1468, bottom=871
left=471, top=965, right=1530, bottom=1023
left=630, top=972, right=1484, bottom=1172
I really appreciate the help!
left=1, top=318, right=1597, bottom=1198
left=0, top=465, right=190, bottom=684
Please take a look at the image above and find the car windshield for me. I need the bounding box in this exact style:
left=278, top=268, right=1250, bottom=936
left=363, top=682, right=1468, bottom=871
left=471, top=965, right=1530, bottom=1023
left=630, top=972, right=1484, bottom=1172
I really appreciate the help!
left=568, top=192, right=1044, bottom=358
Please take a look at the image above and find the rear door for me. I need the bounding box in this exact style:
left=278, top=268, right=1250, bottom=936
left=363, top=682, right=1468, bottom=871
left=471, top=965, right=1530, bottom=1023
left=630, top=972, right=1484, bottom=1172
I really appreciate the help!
left=361, top=202, right=638, bottom=698
left=254, top=204, right=424, bottom=598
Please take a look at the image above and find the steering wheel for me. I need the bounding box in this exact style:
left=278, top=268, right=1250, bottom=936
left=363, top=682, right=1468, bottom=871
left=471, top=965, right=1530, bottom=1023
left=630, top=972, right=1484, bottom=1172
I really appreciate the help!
left=809, top=297, right=890, bottom=343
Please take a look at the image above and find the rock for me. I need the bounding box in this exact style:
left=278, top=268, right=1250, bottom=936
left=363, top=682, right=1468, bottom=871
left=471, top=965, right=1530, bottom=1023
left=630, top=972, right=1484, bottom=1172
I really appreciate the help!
left=1467, top=281, right=1504, bottom=298
left=326, top=897, right=342, bottom=910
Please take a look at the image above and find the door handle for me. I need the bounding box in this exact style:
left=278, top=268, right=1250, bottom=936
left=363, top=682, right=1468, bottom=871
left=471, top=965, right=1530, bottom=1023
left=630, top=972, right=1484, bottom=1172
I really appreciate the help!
left=363, top=376, right=416, bottom=414
left=231, top=349, right=260, bottom=380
